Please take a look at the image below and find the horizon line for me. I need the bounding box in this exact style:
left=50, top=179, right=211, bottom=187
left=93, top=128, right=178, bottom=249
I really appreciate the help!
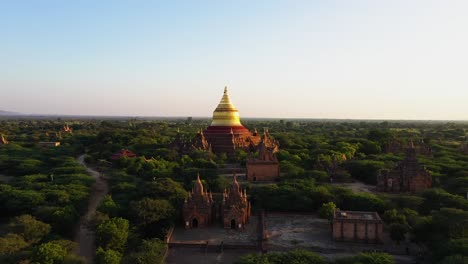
left=1, top=113, right=467, bottom=122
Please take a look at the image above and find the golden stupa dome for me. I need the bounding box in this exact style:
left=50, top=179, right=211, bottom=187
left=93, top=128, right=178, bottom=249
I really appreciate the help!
left=210, top=86, right=242, bottom=126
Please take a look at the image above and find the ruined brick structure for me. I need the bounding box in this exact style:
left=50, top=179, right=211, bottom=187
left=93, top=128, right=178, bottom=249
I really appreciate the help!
left=384, top=139, right=404, bottom=154
left=377, top=143, right=432, bottom=193
left=246, top=130, right=280, bottom=182
left=1, top=134, right=8, bottom=145
left=385, top=138, right=433, bottom=157
left=63, top=124, right=73, bottom=134
left=182, top=174, right=214, bottom=228
left=222, top=175, right=251, bottom=229
left=183, top=174, right=251, bottom=230
left=192, top=129, right=211, bottom=152
left=332, top=210, right=383, bottom=243
left=460, top=142, right=468, bottom=155
left=110, top=149, right=137, bottom=160
left=327, top=154, right=349, bottom=181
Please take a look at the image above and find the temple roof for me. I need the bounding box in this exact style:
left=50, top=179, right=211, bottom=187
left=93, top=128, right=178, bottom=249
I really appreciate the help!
left=194, top=173, right=204, bottom=195
left=210, top=86, right=243, bottom=127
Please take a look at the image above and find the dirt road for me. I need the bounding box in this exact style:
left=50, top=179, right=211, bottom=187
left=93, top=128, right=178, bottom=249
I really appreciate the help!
left=74, top=155, right=109, bottom=263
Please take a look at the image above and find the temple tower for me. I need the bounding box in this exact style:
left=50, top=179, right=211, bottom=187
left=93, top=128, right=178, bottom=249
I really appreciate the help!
left=222, top=175, right=251, bottom=230
left=246, top=130, right=280, bottom=182
left=377, top=142, right=432, bottom=193
left=204, top=87, right=259, bottom=155
left=182, top=174, right=214, bottom=228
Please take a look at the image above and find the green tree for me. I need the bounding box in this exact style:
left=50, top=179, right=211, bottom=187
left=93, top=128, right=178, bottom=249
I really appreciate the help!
left=131, top=198, right=175, bottom=226
left=437, top=255, right=467, bottom=264
left=97, top=195, right=119, bottom=217
left=0, top=233, right=29, bottom=255
left=33, top=241, right=68, bottom=264
left=236, top=249, right=325, bottom=264
left=95, top=247, right=122, bottom=264
left=8, top=214, right=51, bottom=243
left=344, top=160, right=386, bottom=184
left=123, top=238, right=166, bottom=264
left=383, top=209, right=407, bottom=225
left=142, top=178, right=187, bottom=207
left=96, top=217, right=129, bottom=253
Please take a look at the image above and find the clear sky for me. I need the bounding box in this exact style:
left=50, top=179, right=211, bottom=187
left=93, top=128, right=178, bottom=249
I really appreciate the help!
left=1, top=0, right=467, bottom=120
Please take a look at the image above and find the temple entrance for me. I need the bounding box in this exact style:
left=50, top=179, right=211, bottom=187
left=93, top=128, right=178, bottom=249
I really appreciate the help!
left=230, top=219, right=236, bottom=229
left=192, top=218, right=198, bottom=228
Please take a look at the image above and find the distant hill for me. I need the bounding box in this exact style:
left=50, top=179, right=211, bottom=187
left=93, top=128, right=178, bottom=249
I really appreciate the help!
left=0, top=110, right=22, bottom=116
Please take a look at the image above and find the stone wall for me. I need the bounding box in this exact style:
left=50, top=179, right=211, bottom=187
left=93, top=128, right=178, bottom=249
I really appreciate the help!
left=246, top=162, right=280, bottom=181
left=332, top=220, right=382, bottom=243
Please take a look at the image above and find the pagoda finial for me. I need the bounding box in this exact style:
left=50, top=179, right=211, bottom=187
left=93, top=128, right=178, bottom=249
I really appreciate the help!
left=197, top=173, right=201, bottom=182
left=224, top=86, right=228, bottom=94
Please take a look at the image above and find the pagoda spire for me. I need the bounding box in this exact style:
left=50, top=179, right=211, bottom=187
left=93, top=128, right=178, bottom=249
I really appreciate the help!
left=210, top=87, right=242, bottom=127
left=194, top=173, right=204, bottom=195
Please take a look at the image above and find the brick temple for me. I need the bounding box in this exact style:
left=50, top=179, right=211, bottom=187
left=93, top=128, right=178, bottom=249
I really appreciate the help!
left=202, top=87, right=262, bottom=156
left=182, top=174, right=251, bottom=230
left=377, top=143, right=432, bottom=193
left=246, top=129, right=280, bottom=182
left=332, top=210, right=383, bottom=243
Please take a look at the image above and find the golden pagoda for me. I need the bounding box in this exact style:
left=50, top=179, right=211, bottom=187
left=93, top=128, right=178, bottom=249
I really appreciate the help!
left=210, top=86, right=242, bottom=126
left=203, top=86, right=261, bottom=155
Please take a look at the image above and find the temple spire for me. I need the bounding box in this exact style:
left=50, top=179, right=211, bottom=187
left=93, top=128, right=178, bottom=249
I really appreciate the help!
left=194, top=173, right=204, bottom=195
left=210, top=87, right=242, bottom=127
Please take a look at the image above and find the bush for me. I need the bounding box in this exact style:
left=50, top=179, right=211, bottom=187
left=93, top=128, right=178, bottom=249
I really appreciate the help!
left=236, top=249, right=325, bottom=264
left=319, top=202, right=336, bottom=221
left=336, top=252, right=394, bottom=264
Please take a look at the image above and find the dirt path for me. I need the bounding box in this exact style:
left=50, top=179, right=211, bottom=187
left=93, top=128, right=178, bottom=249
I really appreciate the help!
left=74, top=155, right=109, bottom=263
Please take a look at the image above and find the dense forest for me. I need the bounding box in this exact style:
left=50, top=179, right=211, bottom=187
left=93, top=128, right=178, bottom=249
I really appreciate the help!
left=0, top=118, right=467, bottom=264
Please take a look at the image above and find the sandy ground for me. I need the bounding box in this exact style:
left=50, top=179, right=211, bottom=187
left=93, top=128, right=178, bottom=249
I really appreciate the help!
left=171, top=218, right=258, bottom=245
left=74, top=155, right=109, bottom=264
left=166, top=247, right=258, bottom=264
left=265, top=213, right=416, bottom=263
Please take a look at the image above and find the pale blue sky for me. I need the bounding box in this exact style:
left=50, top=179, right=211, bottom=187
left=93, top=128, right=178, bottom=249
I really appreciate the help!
left=1, top=1, right=467, bottom=119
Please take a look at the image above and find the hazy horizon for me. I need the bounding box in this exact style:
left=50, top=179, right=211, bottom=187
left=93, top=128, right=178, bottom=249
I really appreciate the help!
left=1, top=1, right=467, bottom=120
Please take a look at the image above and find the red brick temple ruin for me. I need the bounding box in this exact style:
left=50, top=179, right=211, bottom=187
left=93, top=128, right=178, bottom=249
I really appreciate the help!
left=332, top=210, right=383, bottom=243
left=1, top=134, right=8, bottom=145
left=246, top=130, right=280, bottom=182
left=183, top=174, right=251, bottom=230
left=377, top=143, right=432, bottom=193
